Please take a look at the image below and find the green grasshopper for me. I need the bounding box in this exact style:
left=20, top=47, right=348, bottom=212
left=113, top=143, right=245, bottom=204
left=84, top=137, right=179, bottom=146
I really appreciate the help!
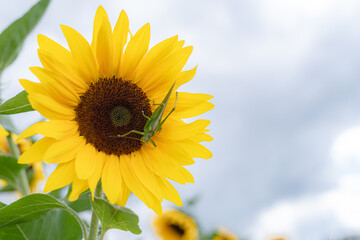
left=117, top=81, right=178, bottom=147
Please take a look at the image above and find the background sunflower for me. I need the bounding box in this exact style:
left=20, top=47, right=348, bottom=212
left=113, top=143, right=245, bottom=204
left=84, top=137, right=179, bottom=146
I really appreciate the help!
left=153, top=209, right=198, bottom=240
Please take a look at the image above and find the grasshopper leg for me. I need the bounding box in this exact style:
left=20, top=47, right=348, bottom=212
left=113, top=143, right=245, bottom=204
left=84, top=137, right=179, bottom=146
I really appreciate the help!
left=141, top=110, right=151, bottom=121
left=149, top=138, right=157, bottom=147
left=159, top=91, right=178, bottom=127
left=118, top=130, right=144, bottom=137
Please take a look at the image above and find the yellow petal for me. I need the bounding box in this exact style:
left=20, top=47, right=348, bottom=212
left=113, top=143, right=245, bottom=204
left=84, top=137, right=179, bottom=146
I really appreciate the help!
left=155, top=92, right=214, bottom=119
left=156, top=176, right=182, bottom=206
left=61, top=25, right=99, bottom=82
left=30, top=66, right=80, bottom=106
left=120, top=154, right=162, bottom=214
left=174, top=66, right=197, bottom=91
left=192, top=133, right=213, bottom=142
left=115, top=182, right=131, bottom=207
left=141, top=145, right=192, bottom=184
left=154, top=137, right=194, bottom=166
left=0, top=125, right=9, bottom=136
left=139, top=46, right=193, bottom=96
left=44, top=161, right=75, bottom=192
left=120, top=23, right=150, bottom=80
left=43, top=135, right=85, bottom=164
left=113, top=10, right=129, bottom=77
left=69, top=178, right=89, bottom=201
left=88, top=151, right=107, bottom=198
left=160, top=119, right=210, bottom=141
left=37, top=34, right=72, bottom=61
left=131, top=152, right=163, bottom=200
left=37, top=34, right=88, bottom=91
left=178, top=140, right=213, bottom=159
left=134, top=35, right=179, bottom=82
left=19, top=79, right=46, bottom=95
left=17, top=120, right=78, bottom=143
left=18, top=137, right=56, bottom=164
left=28, top=93, right=75, bottom=120
left=102, top=155, right=121, bottom=204
left=91, top=6, right=113, bottom=77
left=75, top=144, right=97, bottom=180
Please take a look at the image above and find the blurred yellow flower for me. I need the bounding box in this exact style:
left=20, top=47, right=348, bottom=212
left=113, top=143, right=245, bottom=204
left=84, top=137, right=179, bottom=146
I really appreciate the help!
left=0, top=132, right=44, bottom=192
left=212, top=228, right=238, bottom=240
left=153, top=209, right=198, bottom=240
left=0, top=124, right=9, bottom=137
left=17, top=6, right=213, bottom=213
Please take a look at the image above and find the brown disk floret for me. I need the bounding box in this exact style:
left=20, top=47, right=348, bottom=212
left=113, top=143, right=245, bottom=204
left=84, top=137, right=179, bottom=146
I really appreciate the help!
left=75, top=77, right=152, bottom=155
left=169, top=223, right=186, bottom=236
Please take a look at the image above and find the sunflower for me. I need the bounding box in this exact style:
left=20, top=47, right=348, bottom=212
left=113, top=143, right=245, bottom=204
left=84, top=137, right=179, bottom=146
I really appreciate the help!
left=212, top=228, right=238, bottom=240
left=16, top=6, right=213, bottom=213
left=153, top=209, right=198, bottom=240
left=0, top=129, right=44, bottom=193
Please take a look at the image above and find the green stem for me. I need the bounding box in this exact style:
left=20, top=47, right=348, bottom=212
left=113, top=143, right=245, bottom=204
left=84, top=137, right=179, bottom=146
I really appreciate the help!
left=0, top=70, right=3, bottom=102
left=99, top=231, right=105, bottom=240
left=65, top=205, right=89, bottom=240
left=89, top=185, right=103, bottom=240
left=6, top=133, right=30, bottom=196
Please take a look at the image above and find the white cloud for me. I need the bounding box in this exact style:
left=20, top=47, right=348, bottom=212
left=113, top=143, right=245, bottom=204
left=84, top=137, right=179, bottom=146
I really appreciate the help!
left=249, top=127, right=360, bottom=239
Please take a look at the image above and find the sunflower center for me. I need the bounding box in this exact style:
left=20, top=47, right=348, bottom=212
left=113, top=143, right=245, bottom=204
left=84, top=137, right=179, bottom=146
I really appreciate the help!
left=169, top=223, right=185, bottom=236
left=110, top=106, right=132, bottom=127
left=74, top=77, right=152, bottom=156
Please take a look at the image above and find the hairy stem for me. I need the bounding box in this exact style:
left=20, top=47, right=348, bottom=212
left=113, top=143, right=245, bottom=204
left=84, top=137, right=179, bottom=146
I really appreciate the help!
left=89, top=185, right=103, bottom=240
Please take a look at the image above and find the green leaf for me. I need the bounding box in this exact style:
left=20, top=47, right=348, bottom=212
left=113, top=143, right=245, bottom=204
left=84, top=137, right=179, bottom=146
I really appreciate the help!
left=0, top=193, right=67, bottom=228
left=0, top=91, right=34, bottom=115
left=0, top=155, right=28, bottom=191
left=0, top=194, right=85, bottom=240
left=66, top=191, right=91, bottom=213
left=0, top=210, right=82, bottom=240
left=0, top=202, right=5, bottom=208
left=0, top=0, right=50, bottom=73
left=92, top=197, right=141, bottom=235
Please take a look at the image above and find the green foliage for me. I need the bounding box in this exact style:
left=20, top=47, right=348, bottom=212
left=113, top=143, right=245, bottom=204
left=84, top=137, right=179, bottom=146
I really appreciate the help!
left=92, top=197, right=142, bottom=236
left=0, top=194, right=69, bottom=228
left=0, top=91, right=34, bottom=115
left=66, top=191, right=92, bottom=213
left=0, top=208, right=82, bottom=240
left=0, top=194, right=84, bottom=240
left=0, top=156, right=28, bottom=192
left=0, top=0, right=50, bottom=73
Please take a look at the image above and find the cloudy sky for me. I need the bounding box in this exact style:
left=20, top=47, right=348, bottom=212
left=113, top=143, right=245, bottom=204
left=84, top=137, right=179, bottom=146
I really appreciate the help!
left=2, top=0, right=360, bottom=239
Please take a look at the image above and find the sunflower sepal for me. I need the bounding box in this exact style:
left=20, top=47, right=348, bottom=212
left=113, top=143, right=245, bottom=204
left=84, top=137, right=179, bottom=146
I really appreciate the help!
left=0, top=90, right=34, bottom=115
left=0, top=193, right=87, bottom=240
left=91, top=197, right=142, bottom=237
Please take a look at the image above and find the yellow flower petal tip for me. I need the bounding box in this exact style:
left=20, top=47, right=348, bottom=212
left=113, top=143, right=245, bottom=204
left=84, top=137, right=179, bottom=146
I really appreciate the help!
left=18, top=7, right=213, bottom=213
left=0, top=125, right=9, bottom=136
